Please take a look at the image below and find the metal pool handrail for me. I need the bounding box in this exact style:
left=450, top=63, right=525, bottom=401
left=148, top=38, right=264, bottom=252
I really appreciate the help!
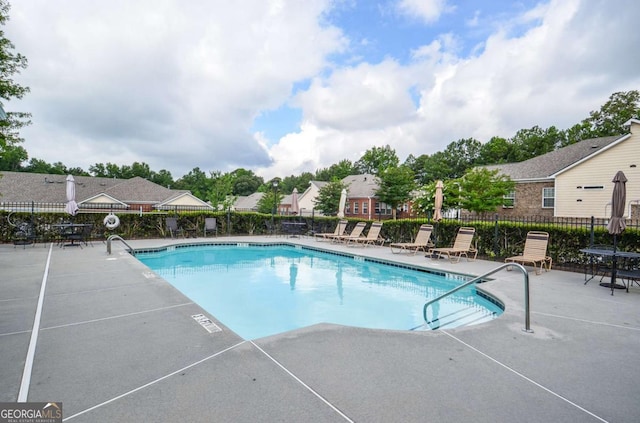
left=106, top=235, right=133, bottom=255
left=423, top=262, right=533, bottom=333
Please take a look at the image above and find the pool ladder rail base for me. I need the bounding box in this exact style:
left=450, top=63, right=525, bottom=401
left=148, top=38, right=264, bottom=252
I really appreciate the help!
left=106, top=235, right=134, bottom=255
left=422, top=262, right=532, bottom=333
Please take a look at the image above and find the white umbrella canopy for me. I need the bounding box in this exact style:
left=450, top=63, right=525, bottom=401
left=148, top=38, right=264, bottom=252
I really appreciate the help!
left=64, top=175, right=79, bottom=216
left=291, top=188, right=299, bottom=215
left=433, top=180, right=444, bottom=222
left=337, top=188, right=347, bottom=218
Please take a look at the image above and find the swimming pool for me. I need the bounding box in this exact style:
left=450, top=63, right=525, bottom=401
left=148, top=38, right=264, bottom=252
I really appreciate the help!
left=136, top=243, right=503, bottom=339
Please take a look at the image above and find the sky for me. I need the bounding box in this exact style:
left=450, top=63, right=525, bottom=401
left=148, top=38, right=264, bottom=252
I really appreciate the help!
left=4, top=0, right=640, bottom=181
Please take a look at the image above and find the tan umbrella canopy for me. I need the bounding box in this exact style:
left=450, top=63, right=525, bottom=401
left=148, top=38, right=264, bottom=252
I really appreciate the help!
left=433, top=180, right=444, bottom=222
left=290, top=188, right=299, bottom=215
left=605, top=171, right=627, bottom=295
left=337, top=188, right=347, bottom=218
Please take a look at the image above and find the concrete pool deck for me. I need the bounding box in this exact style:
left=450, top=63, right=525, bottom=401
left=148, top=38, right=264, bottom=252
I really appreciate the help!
left=1, top=236, right=639, bottom=422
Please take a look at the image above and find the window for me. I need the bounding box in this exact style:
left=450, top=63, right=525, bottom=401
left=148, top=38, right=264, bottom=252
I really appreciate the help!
left=542, top=187, right=555, bottom=208
left=503, top=191, right=515, bottom=208
left=362, top=201, right=368, bottom=214
left=374, top=202, right=391, bottom=215
left=353, top=201, right=359, bottom=214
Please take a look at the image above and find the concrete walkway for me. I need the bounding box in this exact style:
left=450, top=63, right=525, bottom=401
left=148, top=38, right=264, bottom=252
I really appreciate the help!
left=1, top=236, right=639, bottom=422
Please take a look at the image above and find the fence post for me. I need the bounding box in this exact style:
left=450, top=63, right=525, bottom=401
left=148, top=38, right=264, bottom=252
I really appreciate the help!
left=493, top=214, right=500, bottom=258
left=590, top=216, right=595, bottom=247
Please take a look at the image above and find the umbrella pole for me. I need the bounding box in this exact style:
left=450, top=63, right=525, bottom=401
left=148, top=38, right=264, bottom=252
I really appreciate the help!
left=611, top=234, right=617, bottom=296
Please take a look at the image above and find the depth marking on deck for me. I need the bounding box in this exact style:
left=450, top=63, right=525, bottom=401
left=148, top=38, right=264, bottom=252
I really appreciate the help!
left=18, top=243, right=53, bottom=402
left=191, top=314, right=222, bottom=333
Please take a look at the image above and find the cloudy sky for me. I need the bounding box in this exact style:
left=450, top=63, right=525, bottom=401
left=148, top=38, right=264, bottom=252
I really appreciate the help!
left=5, top=0, right=640, bottom=180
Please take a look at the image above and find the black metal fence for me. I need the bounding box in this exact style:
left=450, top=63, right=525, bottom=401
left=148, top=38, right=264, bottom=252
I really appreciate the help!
left=2, top=203, right=638, bottom=274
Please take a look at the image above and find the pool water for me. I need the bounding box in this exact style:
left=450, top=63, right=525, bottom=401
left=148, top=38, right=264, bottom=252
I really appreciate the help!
left=137, top=244, right=502, bottom=339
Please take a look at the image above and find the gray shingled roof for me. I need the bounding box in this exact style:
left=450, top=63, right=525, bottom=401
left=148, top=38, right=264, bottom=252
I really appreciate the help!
left=342, top=174, right=379, bottom=197
left=233, top=192, right=264, bottom=211
left=0, top=171, right=194, bottom=205
left=484, top=134, right=623, bottom=180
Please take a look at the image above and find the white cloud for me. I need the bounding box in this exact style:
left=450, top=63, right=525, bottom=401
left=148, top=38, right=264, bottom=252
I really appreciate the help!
left=259, top=0, right=640, bottom=180
left=7, top=0, right=345, bottom=177
left=5, top=0, right=640, bottom=183
left=396, top=0, right=452, bottom=23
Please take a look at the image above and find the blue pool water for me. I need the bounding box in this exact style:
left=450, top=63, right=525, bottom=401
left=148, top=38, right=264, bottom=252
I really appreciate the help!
left=136, top=244, right=502, bottom=340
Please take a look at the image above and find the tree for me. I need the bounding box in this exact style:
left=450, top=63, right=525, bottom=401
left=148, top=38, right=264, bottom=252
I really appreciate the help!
left=209, top=171, right=236, bottom=210
left=313, top=179, right=346, bottom=216
left=256, top=178, right=283, bottom=214
left=443, top=138, right=481, bottom=178
left=509, top=126, right=562, bottom=162
left=456, top=168, right=514, bottom=214
left=582, top=90, right=640, bottom=137
left=0, top=0, right=31, bottom=168
left=412, top=180, right=461, bottom=217
left=477, top=136, right=515, bottom=165
left=89, top=162, right=124, bottom=178
left=354, top=145, right=399, bottom=175
left=22, top=158, right=88, bottom=175
left=280, top=172, right=314, bottom=194
left=231, top=168, right=263, bottom=196
left=315, top=159, right=357, bottom=181
left=151, top=169, right=174, bottom=188
left=174, top=167, right=212, bottom=200
left=560, top=121, right=592, bottom=147
left=375, top=166, right=416, bottom=219
left=407, top=151, right=453, bottom=184
left=0, top=143, right=26, bottom=170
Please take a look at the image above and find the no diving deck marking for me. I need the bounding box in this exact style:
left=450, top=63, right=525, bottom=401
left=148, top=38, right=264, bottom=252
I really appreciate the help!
left=191, top=314, right=221, bottom=333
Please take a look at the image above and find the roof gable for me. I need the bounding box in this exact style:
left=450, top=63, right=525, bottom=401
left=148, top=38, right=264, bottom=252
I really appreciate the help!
left=156, top=192, right=213, bottom=209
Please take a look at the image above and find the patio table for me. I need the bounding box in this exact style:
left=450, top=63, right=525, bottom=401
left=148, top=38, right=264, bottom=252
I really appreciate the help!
left=53, top=223, right=92, bottom=248
left=281, top=221, right=307, bottom=238
left=580, top=247, right=640, bottom=293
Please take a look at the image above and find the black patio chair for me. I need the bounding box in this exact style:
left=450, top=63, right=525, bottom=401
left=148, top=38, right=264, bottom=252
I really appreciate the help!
left=204, top=218, right=217, bottom=237
left=166, top=217, right=184, bottom=238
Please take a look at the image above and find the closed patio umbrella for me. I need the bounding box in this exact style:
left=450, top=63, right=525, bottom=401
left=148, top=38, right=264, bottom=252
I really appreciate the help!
left=433, top=180, right=444, bottom=222
left=337, top=188, right=347, bottom=218
left=65, top=175, right=79, bottom=216
left=291, top=188, right=299, bottom=215
left=604, top=171, right=627, bottom=295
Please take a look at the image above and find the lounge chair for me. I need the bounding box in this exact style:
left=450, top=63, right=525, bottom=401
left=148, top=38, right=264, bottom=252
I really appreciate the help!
left=389, top=224, right=434, bottom=255
left=428, top=227, right=477, bottom=263
left=314, top=220, right=348, bottom=241
left=204, top=217, right=217, bottom=237
left=505, top=231, right=552, bottom=274
left=348, top=222, right=384, bottom=247
left=331, top=221, right=366, bottom=243
left=166, top=217, right=184, bottom=238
